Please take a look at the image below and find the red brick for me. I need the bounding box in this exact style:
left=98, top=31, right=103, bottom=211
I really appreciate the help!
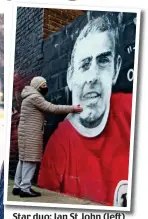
left=43, top=8, right=84, bottom=38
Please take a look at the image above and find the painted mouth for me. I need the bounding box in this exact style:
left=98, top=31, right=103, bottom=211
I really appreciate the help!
left=82, top=92, right=100, bottom=99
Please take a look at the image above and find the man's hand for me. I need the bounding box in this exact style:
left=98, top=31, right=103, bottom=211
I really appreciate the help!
left=73, top=105, right=83, bottom=113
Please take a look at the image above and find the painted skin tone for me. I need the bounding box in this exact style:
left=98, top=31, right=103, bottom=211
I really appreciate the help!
left=67, top=30, right=122, bottom=137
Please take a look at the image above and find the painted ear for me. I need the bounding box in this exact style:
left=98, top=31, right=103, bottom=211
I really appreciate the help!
left=118, top=12, right=123, bottom=26
left=112, top=55, right=122, bottom=85
left=67, top=63, right=73, bottom=91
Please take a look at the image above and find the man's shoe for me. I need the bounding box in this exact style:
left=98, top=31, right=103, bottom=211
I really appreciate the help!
left=20, top=190, right=41, bottom=198
left=30, top=188, right=41, bottom=196
left=12, top=188, right=21, bottom=196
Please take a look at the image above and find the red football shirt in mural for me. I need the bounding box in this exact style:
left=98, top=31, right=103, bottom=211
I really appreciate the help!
left=38, top=93, right=132, bottom=206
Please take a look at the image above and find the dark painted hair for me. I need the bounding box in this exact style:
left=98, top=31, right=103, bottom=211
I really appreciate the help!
left=67, top=12, right=123, bottom=78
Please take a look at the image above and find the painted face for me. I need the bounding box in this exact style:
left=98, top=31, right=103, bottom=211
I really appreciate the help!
left=68, top=30, right=121, bottom=129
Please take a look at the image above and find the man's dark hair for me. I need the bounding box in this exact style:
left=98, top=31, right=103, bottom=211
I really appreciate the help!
left=67, top=12, right=123, bottom=78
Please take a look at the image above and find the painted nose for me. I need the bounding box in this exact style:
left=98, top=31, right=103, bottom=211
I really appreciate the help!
left=86, top=61, right=99, bottom=84
left=89, top=78, right=98, bottom=84
left=87, top=70, right=98, bottom=85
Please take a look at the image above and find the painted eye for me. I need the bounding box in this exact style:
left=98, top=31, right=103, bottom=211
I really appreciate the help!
left=81, top=62, right=90, bottom=70
left=98, top=57, right=110, bottom=64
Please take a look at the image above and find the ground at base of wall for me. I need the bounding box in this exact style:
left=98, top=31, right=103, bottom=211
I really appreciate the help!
left=7, top=180, right=98, bottom=205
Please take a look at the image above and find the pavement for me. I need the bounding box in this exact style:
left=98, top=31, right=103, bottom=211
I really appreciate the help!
left=7, top=180, right=98, bottom=205
left=4, top=108, right=99, bottom=206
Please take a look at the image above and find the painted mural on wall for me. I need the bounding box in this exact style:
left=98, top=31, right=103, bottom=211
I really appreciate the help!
left=9, top=8, right=139, bottom=207
left=42, top=11, right=136, bottom=146
left=38, top=11, right=138, bottom=207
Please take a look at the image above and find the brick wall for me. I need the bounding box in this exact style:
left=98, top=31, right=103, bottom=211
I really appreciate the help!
left=9, top=7, right=84, bottom=179
left=9, top=8, right=137, bottom=180
left=9, top=7, right=44, bottom=178
left=15, top=7, right=44, bottom=78
left=42, top=11, right=136, bottom=145
left=43, top=9, right=84, bottom=39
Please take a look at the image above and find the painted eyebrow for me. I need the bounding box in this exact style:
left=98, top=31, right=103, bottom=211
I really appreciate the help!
left=80, top=56, right=93, bottom=63
left=79, top=51, right=113, bottom=64
left=96, top=51, right=113, bottom=59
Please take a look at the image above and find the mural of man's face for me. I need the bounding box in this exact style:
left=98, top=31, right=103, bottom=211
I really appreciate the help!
left=68, top=30, right=121, bottom=130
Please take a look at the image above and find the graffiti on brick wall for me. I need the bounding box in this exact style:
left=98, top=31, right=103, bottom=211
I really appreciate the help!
left=42, top=11, right=137, bottom=143
left=43, top=11, right=136, bottom=97
left=38, top=11, right=139, bottom=207
left=9, top=11, right=139, bottom=205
